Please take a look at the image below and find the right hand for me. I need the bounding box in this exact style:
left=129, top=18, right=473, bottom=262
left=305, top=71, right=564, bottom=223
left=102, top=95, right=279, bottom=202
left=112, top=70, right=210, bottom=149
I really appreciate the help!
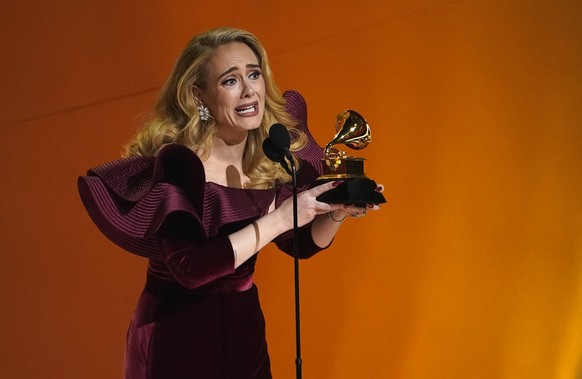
left=276, top=181, right=345, bottom=230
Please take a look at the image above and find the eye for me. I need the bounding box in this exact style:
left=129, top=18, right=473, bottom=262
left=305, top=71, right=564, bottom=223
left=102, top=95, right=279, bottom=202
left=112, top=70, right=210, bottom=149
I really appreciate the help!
left=249, top=70, right=262, bottom=80
left=222, top=77, right=237, bottom=86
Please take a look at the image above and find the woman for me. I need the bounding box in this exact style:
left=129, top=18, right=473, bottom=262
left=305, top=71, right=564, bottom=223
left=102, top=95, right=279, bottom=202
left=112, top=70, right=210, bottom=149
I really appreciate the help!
left=78, top=27, right=378, bottom=379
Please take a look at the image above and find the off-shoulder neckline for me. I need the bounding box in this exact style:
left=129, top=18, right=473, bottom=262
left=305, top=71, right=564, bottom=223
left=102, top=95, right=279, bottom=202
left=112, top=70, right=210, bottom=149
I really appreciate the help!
left=205, top=181, right=275, bottom=192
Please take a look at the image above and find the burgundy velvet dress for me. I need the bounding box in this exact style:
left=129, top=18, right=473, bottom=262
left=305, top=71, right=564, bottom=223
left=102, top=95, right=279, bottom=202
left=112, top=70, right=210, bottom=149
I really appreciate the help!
left=78, top=91, right=327, bottom=379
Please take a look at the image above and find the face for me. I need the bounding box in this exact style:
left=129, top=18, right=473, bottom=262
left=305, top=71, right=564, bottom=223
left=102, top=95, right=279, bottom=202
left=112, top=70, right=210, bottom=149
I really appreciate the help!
left=196, top=42, right=266, bottom=139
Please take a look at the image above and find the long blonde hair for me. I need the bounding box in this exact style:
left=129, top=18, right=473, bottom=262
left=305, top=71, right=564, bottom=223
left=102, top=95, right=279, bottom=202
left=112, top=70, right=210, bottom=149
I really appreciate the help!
left=125, top=27, right=306, bottom=188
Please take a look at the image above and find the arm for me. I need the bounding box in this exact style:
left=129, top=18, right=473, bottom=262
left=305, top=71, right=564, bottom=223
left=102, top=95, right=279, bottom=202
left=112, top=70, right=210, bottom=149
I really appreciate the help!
left=229, top=181, right=346, bottom=268
left=156, top=181, right=343, bottom=288
left=156, top=212, right=236, bottom=289
left=310, top=184, right=385, bottom=248
left=310, top=210, right=345, bottom=248
left=157, top=182, right=382, bottom=288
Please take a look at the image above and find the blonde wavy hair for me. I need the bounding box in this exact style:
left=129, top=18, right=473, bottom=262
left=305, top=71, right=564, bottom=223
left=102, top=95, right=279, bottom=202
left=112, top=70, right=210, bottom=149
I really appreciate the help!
left=125, top=27, right=306, bottom=189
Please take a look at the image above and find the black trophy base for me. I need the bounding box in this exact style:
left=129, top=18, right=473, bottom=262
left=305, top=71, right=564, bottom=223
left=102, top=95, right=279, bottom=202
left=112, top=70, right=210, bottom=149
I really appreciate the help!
left=313, top=177, right=387, bottom=205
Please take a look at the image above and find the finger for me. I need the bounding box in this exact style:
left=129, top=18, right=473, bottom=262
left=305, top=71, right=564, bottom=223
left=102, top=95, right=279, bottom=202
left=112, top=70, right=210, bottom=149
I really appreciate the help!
left=343, top=204, right=365, bottom=211
left=349, top=207, right=367, bottom=218
left=314, top=202, right=333, bottom=214
left=367, top=203, right=381, bottom=211
left=328, top=203, right=346, bottom=213
left=375, top=184, right=385, bottom=193
left=308, top=180, right=344, bottom=197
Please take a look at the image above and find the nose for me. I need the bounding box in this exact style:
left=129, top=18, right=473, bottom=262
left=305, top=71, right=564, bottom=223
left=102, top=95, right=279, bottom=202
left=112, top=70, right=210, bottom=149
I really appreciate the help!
left=242, top=79, right=255, bottom=98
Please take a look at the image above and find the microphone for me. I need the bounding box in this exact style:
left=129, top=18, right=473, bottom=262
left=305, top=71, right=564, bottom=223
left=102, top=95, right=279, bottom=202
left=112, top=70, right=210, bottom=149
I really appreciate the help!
left=269, top=123, right=293, bottom=161
left=262, top=138, right=284, bottom=163
left=263, top=123, right=293, bottom=174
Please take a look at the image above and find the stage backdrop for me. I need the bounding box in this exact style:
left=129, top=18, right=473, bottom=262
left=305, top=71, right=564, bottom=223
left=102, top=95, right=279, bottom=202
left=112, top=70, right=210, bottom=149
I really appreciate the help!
left=1, top=1, right=581, bottom=378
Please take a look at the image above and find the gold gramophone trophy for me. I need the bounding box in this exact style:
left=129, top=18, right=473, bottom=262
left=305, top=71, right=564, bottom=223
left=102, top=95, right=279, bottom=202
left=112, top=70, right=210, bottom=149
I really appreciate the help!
left=314, top=110, right=386, bottom=205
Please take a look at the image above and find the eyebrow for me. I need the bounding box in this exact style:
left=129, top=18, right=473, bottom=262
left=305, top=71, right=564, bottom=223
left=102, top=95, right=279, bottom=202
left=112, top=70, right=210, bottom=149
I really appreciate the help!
left=218, top=64, right=261, bottom=80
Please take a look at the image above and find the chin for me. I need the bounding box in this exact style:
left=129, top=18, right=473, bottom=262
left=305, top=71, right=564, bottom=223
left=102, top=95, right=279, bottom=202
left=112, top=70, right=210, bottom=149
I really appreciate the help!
left=240, top=116, right=264, bottom=130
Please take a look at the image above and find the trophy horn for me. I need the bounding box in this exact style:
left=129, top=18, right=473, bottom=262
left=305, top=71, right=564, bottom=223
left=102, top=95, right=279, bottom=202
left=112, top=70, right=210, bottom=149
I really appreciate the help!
left=324, top=110, right=371, bottom=156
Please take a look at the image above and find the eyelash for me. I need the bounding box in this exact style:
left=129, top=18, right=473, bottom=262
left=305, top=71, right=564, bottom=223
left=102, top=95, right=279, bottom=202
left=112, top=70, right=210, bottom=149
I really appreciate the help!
left=222, top=70, right=262, bottom=86
left=249, top=70, right=262, bottom=80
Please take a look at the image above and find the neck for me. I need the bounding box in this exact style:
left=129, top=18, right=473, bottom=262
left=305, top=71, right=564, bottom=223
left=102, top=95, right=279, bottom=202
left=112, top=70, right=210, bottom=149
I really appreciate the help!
left=208, top=133, right=249, bottom=189
left=211, top=133, right=248, bottom=166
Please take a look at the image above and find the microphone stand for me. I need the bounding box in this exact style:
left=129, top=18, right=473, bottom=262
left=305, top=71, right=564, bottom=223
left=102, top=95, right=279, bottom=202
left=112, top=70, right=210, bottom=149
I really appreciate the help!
left=264, top=130, right=303, bottom=378
left=288, top=156, right=303, bottom=379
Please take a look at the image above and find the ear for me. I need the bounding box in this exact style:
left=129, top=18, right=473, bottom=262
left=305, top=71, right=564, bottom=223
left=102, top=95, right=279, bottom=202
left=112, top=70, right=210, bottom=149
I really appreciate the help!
left=192, top=85, right=203, bottom=106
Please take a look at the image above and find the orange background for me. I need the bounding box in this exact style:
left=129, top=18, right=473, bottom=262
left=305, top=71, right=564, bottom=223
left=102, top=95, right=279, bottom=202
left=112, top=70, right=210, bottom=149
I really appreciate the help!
left=1, top=1, right=581, bottom=378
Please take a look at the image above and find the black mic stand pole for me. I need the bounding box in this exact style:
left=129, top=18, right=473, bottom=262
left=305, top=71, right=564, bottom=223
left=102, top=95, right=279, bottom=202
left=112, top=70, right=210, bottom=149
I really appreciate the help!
left=287, top=155, right=302, bottom=379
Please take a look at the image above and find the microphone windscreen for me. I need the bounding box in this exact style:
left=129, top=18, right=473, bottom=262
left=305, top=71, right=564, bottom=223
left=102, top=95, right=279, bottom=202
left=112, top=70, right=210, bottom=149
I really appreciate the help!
left=269, top=123, right=291, bottom=150
left=262, top=138, right=283, bottom=163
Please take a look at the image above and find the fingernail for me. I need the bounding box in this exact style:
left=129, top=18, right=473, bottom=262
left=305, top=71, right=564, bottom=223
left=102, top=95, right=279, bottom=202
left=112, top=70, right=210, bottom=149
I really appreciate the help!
left=367, top=203, right=374, bottom=208
left=375, top=186, right=382, bottom=192
left=332, top=180, right=344, bottom=187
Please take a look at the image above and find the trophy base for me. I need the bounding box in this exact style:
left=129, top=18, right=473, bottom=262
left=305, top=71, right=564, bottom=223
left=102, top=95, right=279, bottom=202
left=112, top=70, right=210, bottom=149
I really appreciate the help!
left=313, top=177, right=387, bottom=205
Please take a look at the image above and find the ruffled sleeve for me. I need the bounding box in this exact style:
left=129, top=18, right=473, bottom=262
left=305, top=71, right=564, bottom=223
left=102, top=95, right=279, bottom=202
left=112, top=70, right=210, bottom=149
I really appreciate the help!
left=78, top=144, right=237, bottom=288
left=78, top=144, right=203, bottom=257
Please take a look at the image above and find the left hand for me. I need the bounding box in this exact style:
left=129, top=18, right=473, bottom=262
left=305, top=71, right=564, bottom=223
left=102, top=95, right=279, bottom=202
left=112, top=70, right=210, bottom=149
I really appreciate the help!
left=333, top=184, right=384, bottom=219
